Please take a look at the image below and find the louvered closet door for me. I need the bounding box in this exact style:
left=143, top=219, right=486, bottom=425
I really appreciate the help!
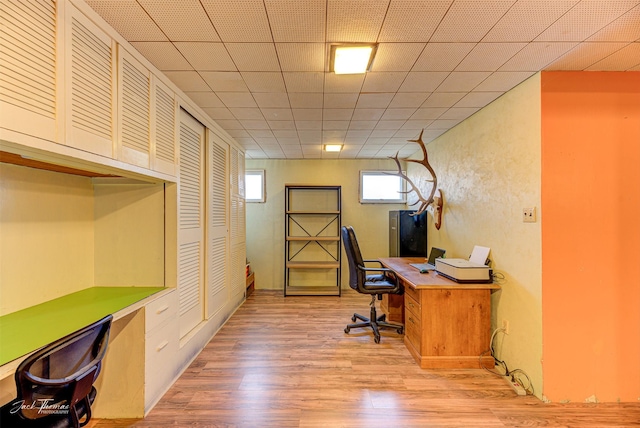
left=206, top=131, right=229, bottom=318
left=0, top=0, right=58, bottom=141
left=230, top=147, right=247, bottom=298
left=118, top=47, right=150, bottom=168
left=65, top=4, right=116, bottom=158
left=178, top=110, right=205, bottom=338
left=152, top=78, right=177, bottom=175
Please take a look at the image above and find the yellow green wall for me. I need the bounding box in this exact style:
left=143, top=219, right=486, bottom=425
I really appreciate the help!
left=407, top=74, right=543, bottom=397
left=245, top=159, right=407, bottom=290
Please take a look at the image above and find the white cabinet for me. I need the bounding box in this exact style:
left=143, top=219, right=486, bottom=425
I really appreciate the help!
left=64, top=3, right=117, bottom=158
left=117, top=47, right=178, bottom=175
left=144, top=291, right=179, bottom=411
left=0, top=0, right=59, bottom=143
left=118, top=47, right=151, bottom=168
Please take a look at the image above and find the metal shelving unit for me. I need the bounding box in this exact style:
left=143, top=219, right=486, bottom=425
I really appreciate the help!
left=284, top=185, right=341, bottom=296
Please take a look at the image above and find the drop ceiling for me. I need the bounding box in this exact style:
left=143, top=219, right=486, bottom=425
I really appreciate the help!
left=85, top=0, right=640, bottom=159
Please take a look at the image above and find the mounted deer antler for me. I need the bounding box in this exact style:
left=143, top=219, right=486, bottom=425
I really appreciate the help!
left=388, top=130, right=443, bottom=229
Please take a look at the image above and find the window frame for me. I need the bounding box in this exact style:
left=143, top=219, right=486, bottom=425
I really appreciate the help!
left=245, top=169, right=266, bottom=203
left=359, top=170, right=407, bottom=204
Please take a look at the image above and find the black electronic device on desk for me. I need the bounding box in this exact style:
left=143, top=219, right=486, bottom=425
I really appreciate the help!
left=410, top=247, right=446, bottom=273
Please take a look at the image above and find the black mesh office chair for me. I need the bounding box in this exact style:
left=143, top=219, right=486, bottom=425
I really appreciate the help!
left=0, top=314, right=112, bottom=428
left=342, top=225, right=404, bottom=343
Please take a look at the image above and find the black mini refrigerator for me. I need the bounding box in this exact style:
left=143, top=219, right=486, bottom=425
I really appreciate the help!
left=389, top=210, right=427, bottom=257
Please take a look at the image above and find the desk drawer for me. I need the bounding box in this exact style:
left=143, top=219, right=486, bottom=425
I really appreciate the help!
left=145, top=317, right=178, bottom=409
left=403, top=283, right=420, bottom=305
left=404, top=310, right=421, bottom=351
left=145, top=291, right=177, bottom=333
left=405, top=294, right=421, bottom=321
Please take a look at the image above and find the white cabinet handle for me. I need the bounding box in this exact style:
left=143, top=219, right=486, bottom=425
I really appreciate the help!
left=156, top=340, right=169, bottom=352
left=156, top=305, right=169, bottom=315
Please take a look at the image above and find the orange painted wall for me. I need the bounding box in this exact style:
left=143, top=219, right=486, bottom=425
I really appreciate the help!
left=541, top=71, right=640, bottom=402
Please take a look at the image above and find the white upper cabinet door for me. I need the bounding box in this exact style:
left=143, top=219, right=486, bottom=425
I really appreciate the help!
left=0, top=0, right=59, bottom=143
left=151, top=77, right=177, bottom=176
left=117, top=47, right=151, bottom=168
left=64, top=4, right=116, bottom=158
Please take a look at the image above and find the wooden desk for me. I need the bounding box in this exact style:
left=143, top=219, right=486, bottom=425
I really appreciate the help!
left=379, top=257, right=500, bottom=369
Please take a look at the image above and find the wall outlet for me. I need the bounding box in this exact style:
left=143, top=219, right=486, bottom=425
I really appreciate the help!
left=502, top=319, right=510, bottom=335
left=523, top=207, right=536, bottom=223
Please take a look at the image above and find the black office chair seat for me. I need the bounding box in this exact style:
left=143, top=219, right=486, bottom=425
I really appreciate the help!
left=342, top=225, right=404, bottom=343
left=0, top=315, right=112, bottom=428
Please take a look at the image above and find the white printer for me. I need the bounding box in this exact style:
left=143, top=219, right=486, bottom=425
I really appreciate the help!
left=435, top=258, right=492, bottom=283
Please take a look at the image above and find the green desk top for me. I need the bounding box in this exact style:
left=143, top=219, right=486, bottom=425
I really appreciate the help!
left=0, top=287, right=165, bottom=366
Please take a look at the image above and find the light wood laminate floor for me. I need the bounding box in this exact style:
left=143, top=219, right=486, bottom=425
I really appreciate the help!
left=90, top=290, right=639, bottom=427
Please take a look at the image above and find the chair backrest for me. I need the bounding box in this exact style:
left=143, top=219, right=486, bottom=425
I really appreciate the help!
left=14, top=314, right=112, bottom=421
left=341, top=225, right=366, bottom=291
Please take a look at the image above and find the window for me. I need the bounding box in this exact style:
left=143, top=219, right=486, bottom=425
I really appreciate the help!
left=359, top=171, right=406, bottom=203
left=245, top=170, right=265, bottom=202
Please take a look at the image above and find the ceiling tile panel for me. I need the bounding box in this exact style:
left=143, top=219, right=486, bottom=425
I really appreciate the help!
left=399, top=72, right=450, bottom=92
left=356, top=93, right=395, bottom=108
left=389, top=92, right=431, bottom=108
left=130, top=42, right=192, bottom=71
left=430, top=1, right=517, bottom=42
left=174, top=43, right=236, bottom=71
left=213, top=119, right=243, bottom=129
left=274, top=130, right=299, bottom=139
left=362, top=72, right=409, bottom=92
left=381, top=108, right=417, bottom=120
left=296, top=121, right=323, bottom=130
left=200, top=72, right=248, bottom=92
left=475, top=71, right=536, bottom=91
left=455, top=43, right=528, bottom=71
left=326, top=0, right=388, bottom=42
left=322, top=121, right=350, bottom=130
left=587, top=5, right=640, bottom=42
left=298, top=131, right=322, bottom=144
left=324, top=93, right=360, bottom=109
left=498, top=42, right=578, bottom=71
left=379, top=0, right=453, bottom=42
left=421, top=92, right=466, bottom=108
left=253, top=93, right=291, bottom=108
left=202, top=107, right=235, bottom=120
left=548, top=42, right=630, bottom=70
left=277, top=44, right=325, bottom=71
left=85, top=0, right=167, bottom=41
left=261, top=109, right=295, bottom=121
left=441, top=107, right=482, bottom=119
left=352, top=109, right=385, bottom=121
left=184, top=91, right=225, bottom=108
left=240, top=119, right=270, bottom=129
left=230, top=108, right=265, bottom=120
left=293, top=109, right=323, bottom=121
left=372, top=44, right=426, bottom=72
left=410, top=108, right=447, bottom=120
left=247, top=129, right=275, bottom=138
left=483, top=0, right=579, bottom=42
left=324, top=74, right=366, bottom=93
left=412, top=43, right=476, bottom=71
left=284, top=73, right=325, bottom=93
left=201, top=0, right=272, bottom=42
left=241, top=72, right=287, bottom=92
left=535, top=0, right=639, bottom=42
left=269, top=121, right=297, bottom=130
left=226, top=44, right=281, bottom=71
left=349, top=121, right=378, bottom=130
left=324, top=109, right=354, bottom=120
left=288, top=92, right=324, bottom=108
left=265, top=0, right=326, bottom=42
left=217, top=92, right=258, bottom=107
left=435, top=71, right=492, bottom=92
left=586, top=42, right=640, bottom=70
left=163, top=71, right=210, bottom=91
left=137, top=0, right=220, bottom=41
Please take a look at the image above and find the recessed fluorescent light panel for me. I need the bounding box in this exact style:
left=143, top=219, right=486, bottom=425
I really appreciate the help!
left=324, top=144, right=343, bottom=152
left=330, top=44, right=377, bottom=74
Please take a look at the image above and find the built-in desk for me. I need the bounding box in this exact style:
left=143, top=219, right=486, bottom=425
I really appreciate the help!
left=379, top=257, right=500, bottom=369
left=0, top=286, right=174, bottom=417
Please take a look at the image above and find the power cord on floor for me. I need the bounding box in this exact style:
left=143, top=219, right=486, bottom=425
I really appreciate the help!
left=479, top=326, right=534, bottom=396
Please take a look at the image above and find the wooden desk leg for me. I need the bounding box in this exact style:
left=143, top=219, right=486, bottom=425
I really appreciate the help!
left=381, top=293, right=404, bottom=323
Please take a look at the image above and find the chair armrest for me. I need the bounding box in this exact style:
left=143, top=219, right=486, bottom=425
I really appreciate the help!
left=362, top=259, right=383, bottom=265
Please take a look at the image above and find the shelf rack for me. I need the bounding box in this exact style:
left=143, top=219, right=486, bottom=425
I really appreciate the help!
left=284, top=185, right=341, bottom=296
